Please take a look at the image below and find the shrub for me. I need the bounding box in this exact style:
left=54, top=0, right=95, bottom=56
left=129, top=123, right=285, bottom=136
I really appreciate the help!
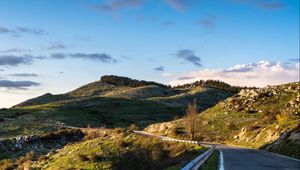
left=276, top=113, right=290, bottom=124
left=112, top=150, right=151, bottom=170
left=17, top=151, right=35, bottom=165
left=84, top=131, right=100, bottom=140
left=0, top=159, right=15, bottom=170
left=78, top=154, right=89, bottom=162
left=88, top=153, right=102, bottom=162
left=246, top=125, right=260, bottom=131
left=114, top=128, right=125, bottom=134
left=227, top=122, right=236, bottom=131
left=170, top=143, right=186, bottom=155
left=169, top=127, right=184, bottom=137
left=262, top=111, right=276, bottom=124
left=150, top=146, right=165, bottom=161
left=37, top=155, right=48, bottom=162
left=127, top=124, right=139, bottom=132
left=117, top=139, right=131, bottom=148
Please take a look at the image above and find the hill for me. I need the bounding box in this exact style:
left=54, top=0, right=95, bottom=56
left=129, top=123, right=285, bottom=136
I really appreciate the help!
left=0, top=75, right=235, bottom=138
left=144, top=82, right=300, bottom=159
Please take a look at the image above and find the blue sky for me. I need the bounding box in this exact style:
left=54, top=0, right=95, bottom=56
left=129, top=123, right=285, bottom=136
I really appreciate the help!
left=0, top=0, right=299, bottom=108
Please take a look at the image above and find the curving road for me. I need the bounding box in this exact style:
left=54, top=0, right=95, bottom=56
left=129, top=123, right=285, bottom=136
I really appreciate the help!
left=217, top=145, right=300, bottom=170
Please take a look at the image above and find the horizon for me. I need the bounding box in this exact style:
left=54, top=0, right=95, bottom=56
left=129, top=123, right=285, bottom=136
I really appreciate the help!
left=0, top=0, right=299, bottom=108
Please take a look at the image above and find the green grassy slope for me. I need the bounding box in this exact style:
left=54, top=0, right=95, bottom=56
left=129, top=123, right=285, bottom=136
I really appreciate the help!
left=145, top=82, right=300, bottom=159
left=0, top=130, right=207, bottom=170
left=0, top=76, right=233, bottom=138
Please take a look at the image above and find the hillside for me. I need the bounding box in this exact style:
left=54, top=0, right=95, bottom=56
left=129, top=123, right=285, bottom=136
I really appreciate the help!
left=0, top=75, right=234, bottom=139
left=144, top=82, right=300, bottom=159
left=0, top=129, right=206, bottom=170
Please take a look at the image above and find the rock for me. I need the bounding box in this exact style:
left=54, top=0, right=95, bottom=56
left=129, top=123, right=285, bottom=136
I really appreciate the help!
left=239, top=89, right=247, bottom=96
left=288, top=131, right=300, bottom=140
left=289, top=99, right=297, bottom=105
left=202, top=121, right=209, bottom=125
left=249, top=89, right=259, bottom=97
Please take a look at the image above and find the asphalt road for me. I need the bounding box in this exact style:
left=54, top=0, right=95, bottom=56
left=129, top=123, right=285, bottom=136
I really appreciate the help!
left=217, top=145, right=300, bottom=170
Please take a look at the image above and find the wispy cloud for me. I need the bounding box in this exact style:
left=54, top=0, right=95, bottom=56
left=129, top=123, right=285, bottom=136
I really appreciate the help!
left=50, top=53, right=117, bottom=63
left=91, top=0, right=145, bottom=12
left=0, top=80, right=40, bottom=90
left=175, top=49, right=202, bottom=67
left=16, top=27, right=47, bottom=35
left=289, top=58, right=299, bottom=62
left=231, top=0, right=285, bottom=10
left=197, top=15, right=217, bottom=30
left=8, top=73, right=39, bottom=77
left=164, top=0, right=192, bottom=11
left=0, top=26, right=47, bottom=36
left=0, top=48, right=31, bottom=54
left=154, top=66, right=165, bottom=71
left=46, top=42, right=67, bottom=50
left=0, top=27, right=13, bottom=34
left=170, top=61, right=299, bottom=87
left=162, top=21, right=175, bottom=26
left=0, top=55, right=34, bottom=66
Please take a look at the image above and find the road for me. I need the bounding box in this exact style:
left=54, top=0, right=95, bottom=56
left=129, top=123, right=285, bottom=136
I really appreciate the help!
left=217, top=145, right=300, bottom=170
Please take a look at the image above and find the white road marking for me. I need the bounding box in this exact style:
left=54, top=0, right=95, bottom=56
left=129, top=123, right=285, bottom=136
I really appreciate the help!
left=219, top=151, right=225, bottom=170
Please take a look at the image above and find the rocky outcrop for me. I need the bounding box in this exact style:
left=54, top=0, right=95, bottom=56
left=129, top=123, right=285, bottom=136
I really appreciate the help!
left=144, top=121, right=179, bottom=136
left=0, top=129, right=84, bottom=160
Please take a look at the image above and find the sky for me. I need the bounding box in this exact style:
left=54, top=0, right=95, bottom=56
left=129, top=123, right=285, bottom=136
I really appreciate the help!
left=0, top=0, right=299, bottom=108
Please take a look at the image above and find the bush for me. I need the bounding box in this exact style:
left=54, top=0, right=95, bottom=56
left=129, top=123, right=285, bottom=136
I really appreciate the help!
left=0, top=159, right=15, bottom=170
left=262, top=111, right=276, bottom=124
left=78, top=154, right=89, bottom=162
left=84, top=131, right=100, bottom=140
left=276, top=113, right=290, bottom=124
left=246, top=125, right=260, bottom=131
left=127, top=124, right=139, bottom=132
left=169, top=127, right=184, bottom=137
left=114, top=128, right=125, bottom=134
left=227, top=122, right=236, bottom=131
left=88, top=153, right=102, bottom=162
left=170, top=143, right=186, bottom=155
left=117, top=139, right=131, bottom=148
left=37, top=155, right=48, bottom=162
left=112, top=150, right=151, bottom=170
left=16, top=151, right=35, bottom=165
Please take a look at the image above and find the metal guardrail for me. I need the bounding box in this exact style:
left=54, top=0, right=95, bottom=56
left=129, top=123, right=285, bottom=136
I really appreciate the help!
left=132, top=130, right=201, bottom=144
left=181, top=145, right=216, bottom=170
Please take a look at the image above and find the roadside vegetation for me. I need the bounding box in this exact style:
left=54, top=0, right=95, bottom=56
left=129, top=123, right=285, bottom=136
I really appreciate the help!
left=145, top=82, right=300, bottom=159
left=0, top=129, right=208, bottom=170
left=201, top=150, right=220, bottom=170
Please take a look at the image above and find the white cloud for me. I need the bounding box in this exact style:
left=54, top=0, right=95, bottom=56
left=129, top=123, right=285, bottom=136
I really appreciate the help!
left=169, top=61, right=300, bottom=87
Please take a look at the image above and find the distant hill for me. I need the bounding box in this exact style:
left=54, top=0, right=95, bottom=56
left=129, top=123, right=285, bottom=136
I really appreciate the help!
left=145, top=82, right=300, bottom=159
left=1, top=75, right=235, bottom=136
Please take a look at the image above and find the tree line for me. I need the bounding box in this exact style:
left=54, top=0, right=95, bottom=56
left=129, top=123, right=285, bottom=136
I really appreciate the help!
left=175, top=79, right=244, bottom=93
left=100, top=75, right=170, bottom=88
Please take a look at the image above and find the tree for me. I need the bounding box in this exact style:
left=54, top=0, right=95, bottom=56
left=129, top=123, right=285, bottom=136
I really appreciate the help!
left=183, top=99, right=198, bottom=140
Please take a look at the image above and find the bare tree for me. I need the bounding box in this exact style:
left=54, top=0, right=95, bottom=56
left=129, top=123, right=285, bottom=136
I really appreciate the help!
left=183, top=99, right=198, bottom=140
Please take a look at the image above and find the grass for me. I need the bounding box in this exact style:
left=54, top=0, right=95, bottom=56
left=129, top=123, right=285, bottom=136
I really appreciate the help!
left=0, top=118, right=58, bottom=139
left=150, top=82, right=300, bottom=158
left=201, top=150, right=220, bottom=170
left=23, top=131, right=208, bottom=170
left=0, top=82, right=232, bottom=139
